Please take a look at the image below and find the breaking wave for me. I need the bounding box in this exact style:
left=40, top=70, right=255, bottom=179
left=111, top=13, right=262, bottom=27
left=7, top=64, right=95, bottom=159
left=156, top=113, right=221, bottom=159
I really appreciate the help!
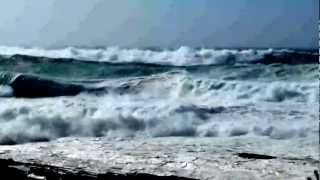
left=0, top=46, right=317, bottom=66
left=0, top=46, right=317, bottom=145
left=0, top=72, right=318, bottom=104
left=0, top=88, right=317, bottom=144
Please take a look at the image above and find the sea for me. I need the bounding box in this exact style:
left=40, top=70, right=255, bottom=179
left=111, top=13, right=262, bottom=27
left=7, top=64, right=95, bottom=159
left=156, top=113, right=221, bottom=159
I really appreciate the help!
left=0, top=46, right=318, bottom=144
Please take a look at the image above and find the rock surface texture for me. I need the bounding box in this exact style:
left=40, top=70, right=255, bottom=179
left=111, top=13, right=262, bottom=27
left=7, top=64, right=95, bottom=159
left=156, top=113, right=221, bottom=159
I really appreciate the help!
left=0, top=137, right=318, bottom=180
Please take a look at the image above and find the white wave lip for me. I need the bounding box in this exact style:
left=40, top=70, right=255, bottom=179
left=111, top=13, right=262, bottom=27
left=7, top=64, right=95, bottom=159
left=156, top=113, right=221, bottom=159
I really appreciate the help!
left=0, top=46, right=301, bottom=66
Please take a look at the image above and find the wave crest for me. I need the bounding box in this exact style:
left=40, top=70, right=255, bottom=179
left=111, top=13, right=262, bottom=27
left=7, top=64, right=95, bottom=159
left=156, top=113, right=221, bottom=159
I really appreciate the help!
left=1, top=72, right=317, bottom=105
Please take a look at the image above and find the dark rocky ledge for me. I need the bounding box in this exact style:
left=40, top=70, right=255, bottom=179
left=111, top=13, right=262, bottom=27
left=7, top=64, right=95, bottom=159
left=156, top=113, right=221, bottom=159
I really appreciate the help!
left=0, top=158, right=196, bottom=180
left=0, top=137, right=318, bottom=180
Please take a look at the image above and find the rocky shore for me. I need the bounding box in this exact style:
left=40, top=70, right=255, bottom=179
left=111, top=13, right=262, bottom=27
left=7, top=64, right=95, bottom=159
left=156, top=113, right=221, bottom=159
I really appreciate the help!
left=0, top=137, right=318, bottom=180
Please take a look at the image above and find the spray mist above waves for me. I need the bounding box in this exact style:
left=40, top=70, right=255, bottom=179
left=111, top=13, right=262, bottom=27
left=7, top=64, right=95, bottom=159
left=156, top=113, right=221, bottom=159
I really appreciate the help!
left=0, top=45, right=318, bottom=144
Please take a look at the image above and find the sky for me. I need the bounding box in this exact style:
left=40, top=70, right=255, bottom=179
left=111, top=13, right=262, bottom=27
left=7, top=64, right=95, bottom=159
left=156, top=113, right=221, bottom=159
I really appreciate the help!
left=0, top=0, right=318, bottom=49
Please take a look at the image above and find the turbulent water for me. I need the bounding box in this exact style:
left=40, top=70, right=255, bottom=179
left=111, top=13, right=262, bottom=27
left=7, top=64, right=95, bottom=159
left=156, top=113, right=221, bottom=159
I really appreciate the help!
left=0, top=46, right=318, bottom=144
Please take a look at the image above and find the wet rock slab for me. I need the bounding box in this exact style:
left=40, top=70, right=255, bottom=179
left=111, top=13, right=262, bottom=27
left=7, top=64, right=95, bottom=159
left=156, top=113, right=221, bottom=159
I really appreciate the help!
left=0, top=136, right=318, bottom=180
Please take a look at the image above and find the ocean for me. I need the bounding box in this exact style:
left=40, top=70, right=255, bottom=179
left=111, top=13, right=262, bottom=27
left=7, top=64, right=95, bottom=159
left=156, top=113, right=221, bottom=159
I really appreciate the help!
left=0, top=46, right=318, bottom=145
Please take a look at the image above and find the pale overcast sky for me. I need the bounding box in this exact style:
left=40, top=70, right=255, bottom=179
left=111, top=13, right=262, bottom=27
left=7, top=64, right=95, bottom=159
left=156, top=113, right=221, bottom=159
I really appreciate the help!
left=0, top=0, right=318, bottom=48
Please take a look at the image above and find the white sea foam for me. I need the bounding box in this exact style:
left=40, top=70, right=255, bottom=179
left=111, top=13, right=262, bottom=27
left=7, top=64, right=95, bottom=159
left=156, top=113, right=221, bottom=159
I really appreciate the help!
left=0, top=93, right=316, bottom=144
left=0, top=45, right=305, bottom=66
left=0, top=85, right=13, bottom=97
left=0, top=73, right=317, bottom=144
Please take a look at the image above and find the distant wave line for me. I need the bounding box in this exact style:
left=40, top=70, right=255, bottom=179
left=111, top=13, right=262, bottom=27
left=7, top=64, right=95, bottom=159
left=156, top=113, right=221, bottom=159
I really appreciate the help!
left=0, top=46, right=317, bottom=66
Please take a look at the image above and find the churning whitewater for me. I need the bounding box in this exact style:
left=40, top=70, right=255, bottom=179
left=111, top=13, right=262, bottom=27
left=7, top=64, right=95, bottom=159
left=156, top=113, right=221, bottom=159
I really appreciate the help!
left=0, top=46, right=318, bottom=144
